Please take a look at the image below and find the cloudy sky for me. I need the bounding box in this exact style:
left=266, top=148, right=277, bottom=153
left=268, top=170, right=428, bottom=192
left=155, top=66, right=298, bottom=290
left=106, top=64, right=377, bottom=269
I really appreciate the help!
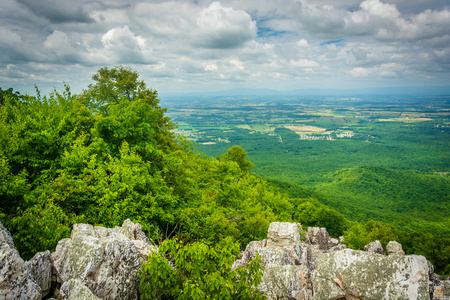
left=1, top=0, right=450, bottom=95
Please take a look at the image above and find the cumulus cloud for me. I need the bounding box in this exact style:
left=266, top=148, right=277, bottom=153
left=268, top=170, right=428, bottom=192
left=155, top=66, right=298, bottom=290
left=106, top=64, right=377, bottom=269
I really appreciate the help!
left=1, top=0, right=449, bottom=93
left=98, top=26, right=151, bottom=63
left=195, top=2, right=257, bottom=49
left=344, top=0, right=450, bottom=41
left=41, top=26, right=153, bottom=65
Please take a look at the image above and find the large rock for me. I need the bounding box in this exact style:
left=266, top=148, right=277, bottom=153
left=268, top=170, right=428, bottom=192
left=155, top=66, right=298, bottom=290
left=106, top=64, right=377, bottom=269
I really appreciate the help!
left=364, top=240, right=386, bottom=255
left=51, top=219, right=156, bottom=300
left=259, top=265, right=311, bottom=300
left=0, top=244, right=42, bottom=300
left=60, top=278, right=101, bottom=300
left=304, top=227, right=338, bottom=251
left=0, top=222, right=15, bottom=249
left=25, top=250, right=53, bottom=297
left=235, top=222, right=442, bottom=300
left=234, top=222, right=316, bottom=299
left=433, top=280, right=450, bottom=300
left=386, top=240, right=405, bottom=256
left=267, top=222, right=302, bottom=253
left=313, top=249, right=429, bottom=300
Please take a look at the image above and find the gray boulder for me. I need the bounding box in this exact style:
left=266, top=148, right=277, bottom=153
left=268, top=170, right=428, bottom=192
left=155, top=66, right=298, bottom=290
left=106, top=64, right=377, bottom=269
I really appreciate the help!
left=304, top=227, right=338, bottom=250
left=259, top=265, right=311, bottom=300
left=433, top=280, right=450, bottom=300
left=386, top=240, right=405, bottom=256
left=0, top=222, right=15, bottom=249
left=0, top=243, right=42, bottom=300
left=25, top=250, right=53, bottom=297
left=313, top=249, right=429, bottom=299
left=51, top=219, right=156, bottom=300
left=364, top=240, right=386, bottom=255
left=60, top=278, right=101, bottom=300
left=266, top=222, right=302, bottom=253
left=234, top=222, right=315, bottom=299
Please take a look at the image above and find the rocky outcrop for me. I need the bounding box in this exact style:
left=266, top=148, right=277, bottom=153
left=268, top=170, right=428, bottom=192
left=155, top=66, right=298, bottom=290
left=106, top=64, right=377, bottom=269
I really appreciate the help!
left=60, top=279, right=101, bottom=300
left=25, top=250, right=53, bottom=297
left=235, top=222, right=448, bottom=300
left=0, top=221, right=44, bottom=300
left=386, top=240, right=405, bottom=256
left=314, top=250, right=429, bottom=299
left=234, top=223, right=313, bottom=299
left=304, top=227, right=339, bottom=251
left=433, top=280, right=450, bottom=300
left=52, top=220, right=156, bottom=300
left=0, top=220, right=156, bottom=300
left=0, top=222, right=15, bottom=249
left=0, top=243, right=42, bottom=300
left=364, top=240, right=386, bottom=255
left=2, top=219, right=449, bottom=300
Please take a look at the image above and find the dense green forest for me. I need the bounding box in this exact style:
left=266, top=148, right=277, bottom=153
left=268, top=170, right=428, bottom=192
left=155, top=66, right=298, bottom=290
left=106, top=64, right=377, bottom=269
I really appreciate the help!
left=315, top=166, right=449, bottom=236
left=0, top=67, right=448, bottom=286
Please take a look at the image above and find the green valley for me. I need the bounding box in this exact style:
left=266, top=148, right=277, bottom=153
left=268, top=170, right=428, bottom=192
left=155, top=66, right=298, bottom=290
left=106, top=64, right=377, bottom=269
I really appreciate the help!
left=163, top=94, right=450, bottom=239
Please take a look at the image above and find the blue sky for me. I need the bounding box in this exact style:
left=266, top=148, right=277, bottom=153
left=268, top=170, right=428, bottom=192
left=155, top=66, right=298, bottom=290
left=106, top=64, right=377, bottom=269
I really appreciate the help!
left=1, top=0, right=449, bottom=95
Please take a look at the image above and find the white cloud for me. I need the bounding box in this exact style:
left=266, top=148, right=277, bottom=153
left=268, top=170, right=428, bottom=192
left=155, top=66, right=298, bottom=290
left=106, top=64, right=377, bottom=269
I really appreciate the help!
left=98, top=26, right=151, bottom=63
left=297, top=39, right=310, bottom=48
left=195, top=2, right=257, bottom=49
left=1, top=0, right=450, bottom=93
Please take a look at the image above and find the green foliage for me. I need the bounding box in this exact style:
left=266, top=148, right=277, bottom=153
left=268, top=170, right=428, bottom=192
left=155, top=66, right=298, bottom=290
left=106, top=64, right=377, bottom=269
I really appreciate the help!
left=342, top=223, right=369, bottom=250
left=316, top=166, right=450, bottom=237
left=81, top=65, right=148, bottom=110
left=139, top=237, right=264, bottom=300
left=0, top=67, right=303, bottom=261
left=0, top=67, right=181, bottom=257
left=8, top=198, right=78, bottom=259
left=221, top=145, right=255, bottom=173
left=343, top=220, right=398, bottom=250
left=0, top=87, right=27, bottom=105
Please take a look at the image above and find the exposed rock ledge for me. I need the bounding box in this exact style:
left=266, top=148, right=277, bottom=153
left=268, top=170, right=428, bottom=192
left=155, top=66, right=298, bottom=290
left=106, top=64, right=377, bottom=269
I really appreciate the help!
left=1, top=220, right=449, bottom=299
left=0, top=220, right=156, bottom=300
left=234, top=222, right=450, bottom=300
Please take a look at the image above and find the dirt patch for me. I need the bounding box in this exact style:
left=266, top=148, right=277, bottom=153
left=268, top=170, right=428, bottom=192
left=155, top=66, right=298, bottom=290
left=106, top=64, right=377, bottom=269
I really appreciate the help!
left=284, top=125, right=327, bottom=133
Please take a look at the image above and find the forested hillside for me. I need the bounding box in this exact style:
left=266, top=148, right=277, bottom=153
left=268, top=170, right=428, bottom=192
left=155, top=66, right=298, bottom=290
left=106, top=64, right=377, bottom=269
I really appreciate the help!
left=315, top=166, right=450, bottom=237
left=0, top=67, right=448, bottom=278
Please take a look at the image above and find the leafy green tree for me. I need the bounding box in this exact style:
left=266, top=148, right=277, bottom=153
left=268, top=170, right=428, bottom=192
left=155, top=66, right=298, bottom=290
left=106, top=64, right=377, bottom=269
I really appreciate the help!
left=9, top=198, right=78, bottom=259
left=343, top=223, right=370, bottom=250
left=81, top=66, right=147, bottom=110
left=364, top=220, right=398, bottom=247
left=82, top=66, right=179, bottom=153
left=0, top=87, right=27, bottom=105
left=221, top=145, right=255, bottom=173
left=343, top=220, right=400, bottom=251
left=139, top=237, right=264, bottom=300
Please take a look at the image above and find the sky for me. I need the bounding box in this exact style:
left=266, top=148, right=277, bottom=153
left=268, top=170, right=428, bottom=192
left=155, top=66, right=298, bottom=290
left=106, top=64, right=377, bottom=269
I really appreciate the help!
left=1, top=0, right=450, bottom=95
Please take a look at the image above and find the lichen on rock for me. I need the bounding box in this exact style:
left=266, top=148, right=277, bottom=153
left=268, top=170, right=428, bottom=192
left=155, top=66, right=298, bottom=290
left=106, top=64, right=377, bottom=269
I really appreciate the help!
left=51, top=219, right=157, bottom=300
